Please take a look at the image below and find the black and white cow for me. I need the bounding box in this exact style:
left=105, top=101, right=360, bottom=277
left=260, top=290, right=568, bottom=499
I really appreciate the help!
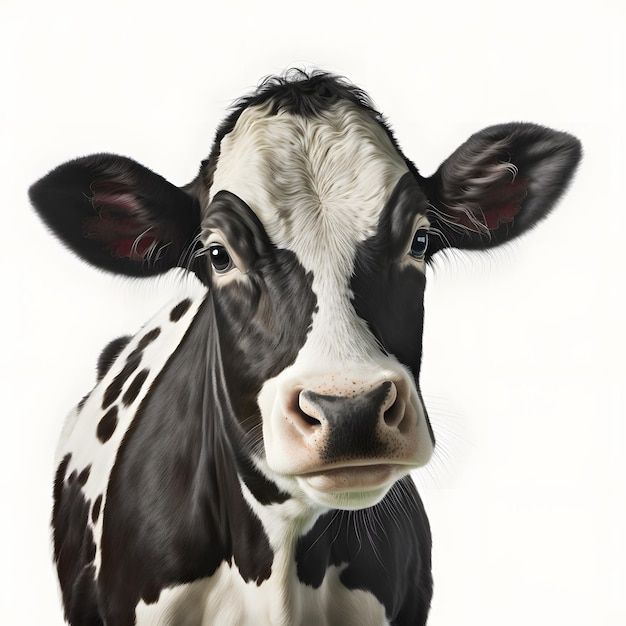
left=30, top=71, right=581, bottom=626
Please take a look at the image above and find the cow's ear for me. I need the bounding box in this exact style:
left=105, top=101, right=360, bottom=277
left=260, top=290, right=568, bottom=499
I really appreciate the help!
left=29, top=154, right=201, bottom=277
left=422, top=123, right=581, bottom=254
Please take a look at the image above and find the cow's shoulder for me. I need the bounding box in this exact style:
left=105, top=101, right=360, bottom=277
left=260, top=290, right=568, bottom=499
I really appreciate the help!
left=51, top=276, right=207, bottom=621
left=56, top=278, right=207, bottom=463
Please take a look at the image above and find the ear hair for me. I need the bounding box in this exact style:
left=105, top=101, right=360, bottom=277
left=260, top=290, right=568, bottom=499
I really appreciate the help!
left=29, top=154, right=202, bottom=277
left=423, top=123, right=582, bottom=253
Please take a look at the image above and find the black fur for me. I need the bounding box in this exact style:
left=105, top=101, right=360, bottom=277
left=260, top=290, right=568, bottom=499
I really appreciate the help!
left=96, top=336, right=131, bottom=382
left=91, top=495, right=102, bottom=524
left=52, top=454, right=103, bottom=625
left=77, top=393, right=90, bottom=412
left=30, top=71, right=581, bottom=274
left=95, top=194, right=317, bottom=623
left=296, top=475, right=432, bottom=624
left=170, top=298, right=192, bottom=322
left=121, top=368, right=149, bottom=406
left=423, top=122, right=582, bottom=253
left=29, top=155, right=201, bottom=277
left=350, top=173, right=435, bottom=448
left=204, top=191, right=318, bottom=443
left=101, top=350, right=143, bottom=410
left=40, top=71, right=582, bottom=625
left=98, top=295, right=284, bottom=624
left=96, top=407, right=118, bottom=443
left=136, top=327, right=162, bottom=350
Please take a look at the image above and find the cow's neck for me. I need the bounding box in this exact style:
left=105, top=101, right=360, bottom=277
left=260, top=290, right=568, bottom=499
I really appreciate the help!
left=97, top=291, right=428, bottom=623
left=175, top=294, right=324, bottom=572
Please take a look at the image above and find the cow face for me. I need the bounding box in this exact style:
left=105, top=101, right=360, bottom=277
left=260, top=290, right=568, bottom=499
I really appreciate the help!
left=201, top=102, right=434, bottom=509
left=30, top=73, right=581, bottom=511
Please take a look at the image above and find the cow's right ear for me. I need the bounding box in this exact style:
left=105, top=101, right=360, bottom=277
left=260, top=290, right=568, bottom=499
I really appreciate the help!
left=29, top=154, right=202, bottom=277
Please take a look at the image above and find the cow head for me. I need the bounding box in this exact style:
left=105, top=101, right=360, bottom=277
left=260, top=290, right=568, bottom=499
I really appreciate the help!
left=30, top=72, right=581, bottom=511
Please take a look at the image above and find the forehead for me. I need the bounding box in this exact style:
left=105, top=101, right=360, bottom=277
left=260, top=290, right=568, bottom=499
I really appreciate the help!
left=207, top=100, right=409, bottom=268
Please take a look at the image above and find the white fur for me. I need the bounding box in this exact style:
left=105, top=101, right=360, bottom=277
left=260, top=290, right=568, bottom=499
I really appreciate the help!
left=56, top=277, right=393, bottom=624
left=56, top=279, right=207, bottom=576
left=55, top=102, right=431, bottom=624
left=135, top=558, right=389, bottom=626
left=208, top=101, right=409, bottom=362
left=208, top=101, right=434, bottom=500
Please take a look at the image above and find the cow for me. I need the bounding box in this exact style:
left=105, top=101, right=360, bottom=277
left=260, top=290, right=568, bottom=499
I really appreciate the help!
left=29, top=70, right=581, bottom=626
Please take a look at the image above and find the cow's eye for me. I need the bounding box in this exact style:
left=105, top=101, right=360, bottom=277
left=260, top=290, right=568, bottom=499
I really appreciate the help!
left=409, top=229, right=429, bottom=259
left=208, top=244, right=234, bottom=273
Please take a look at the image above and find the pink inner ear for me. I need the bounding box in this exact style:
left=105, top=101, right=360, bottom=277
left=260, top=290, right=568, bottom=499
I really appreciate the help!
left=481, top=177, right=528, bottom=231
left=112, top=236, right=157, bottom=259
left=483, top=203, right=519, bottom=230
left=84, top=180, right=162, bottom=260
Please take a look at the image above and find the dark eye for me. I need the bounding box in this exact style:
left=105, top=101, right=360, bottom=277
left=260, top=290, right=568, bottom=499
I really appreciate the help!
left=409, top=229, right=429, bottom=259
left=208, top=244, right=234, bottom=273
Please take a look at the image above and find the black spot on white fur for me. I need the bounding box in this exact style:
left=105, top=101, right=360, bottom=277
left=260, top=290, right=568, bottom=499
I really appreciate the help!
left=97, top=406, right=118, bottom=443
left=92, top=495, right=102, bottom=524
left=39, top=71, right=581, bottom=626
left=121, top=369, right=149, bottom=406
left=101, top=352, right=142, bottom=409
left=77, top=465, right=91, bottom=486
left=170, top=299, right=191, bottom=322
left=97, top=336, right=132, bottom=382
left=137, top=327, right=161, bottom=350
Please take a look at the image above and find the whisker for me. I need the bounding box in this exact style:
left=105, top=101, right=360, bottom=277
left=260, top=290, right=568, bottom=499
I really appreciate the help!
left=303, top=510, right=340, bottom=557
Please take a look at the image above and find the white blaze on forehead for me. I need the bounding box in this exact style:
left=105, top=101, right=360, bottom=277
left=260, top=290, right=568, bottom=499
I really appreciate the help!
left=208, top=101, right=409, bottom=360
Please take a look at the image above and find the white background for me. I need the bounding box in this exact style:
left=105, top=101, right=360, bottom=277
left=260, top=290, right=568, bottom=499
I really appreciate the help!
left=2, top=1, right=624, bottom=624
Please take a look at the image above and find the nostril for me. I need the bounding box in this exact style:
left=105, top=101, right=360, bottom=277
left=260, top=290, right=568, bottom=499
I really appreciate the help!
left=383, top=397, right=405, bottom=428
left=300, top=411, right=322, bottom=427
left=381, top=382, right=405, bottom=428
left=285, top=389, right=322, bottom=433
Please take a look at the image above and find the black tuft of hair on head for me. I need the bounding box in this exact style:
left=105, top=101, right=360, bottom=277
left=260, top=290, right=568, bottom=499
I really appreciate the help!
left=195, top=68, right=417, bottom=192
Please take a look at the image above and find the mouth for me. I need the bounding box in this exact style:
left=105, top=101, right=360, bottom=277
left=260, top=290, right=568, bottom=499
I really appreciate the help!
left=296, top=462, right=405, bottom=493
left=292, top=462, right=410, bottom=510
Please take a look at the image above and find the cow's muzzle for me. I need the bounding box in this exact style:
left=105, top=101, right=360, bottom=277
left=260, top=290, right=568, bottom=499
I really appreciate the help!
left=261, top=373, right=431, bottom=508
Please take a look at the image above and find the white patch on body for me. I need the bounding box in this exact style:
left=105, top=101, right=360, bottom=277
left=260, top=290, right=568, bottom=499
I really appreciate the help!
left=135, top=560, right=389, bottom=626
left=55, top=277, right=207, bottom=575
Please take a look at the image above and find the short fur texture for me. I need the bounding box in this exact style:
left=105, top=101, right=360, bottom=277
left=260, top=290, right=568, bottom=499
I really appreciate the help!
left=30, top=70, right=581, bottom=625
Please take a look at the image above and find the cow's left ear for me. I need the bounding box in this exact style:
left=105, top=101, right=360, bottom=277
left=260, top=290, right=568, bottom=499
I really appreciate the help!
left=422, top=123, right=581, bottom=254
left=29, top=154, right=201, bottom=277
